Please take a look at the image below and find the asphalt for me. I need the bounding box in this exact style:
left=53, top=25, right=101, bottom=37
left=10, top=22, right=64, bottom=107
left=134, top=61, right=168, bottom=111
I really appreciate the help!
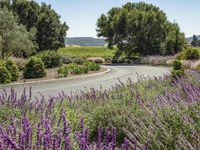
left=0, top=65, right=170, bottom=98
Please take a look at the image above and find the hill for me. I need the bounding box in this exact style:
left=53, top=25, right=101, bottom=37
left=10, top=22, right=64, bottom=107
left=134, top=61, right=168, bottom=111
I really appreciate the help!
left=186, top=35, right=200, bottom=43
left=65, top=37, right=106, bottom=46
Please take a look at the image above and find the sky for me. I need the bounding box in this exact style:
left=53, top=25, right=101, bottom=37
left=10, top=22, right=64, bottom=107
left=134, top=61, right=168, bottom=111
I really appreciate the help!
left=35, top=0, right=200, bottom=38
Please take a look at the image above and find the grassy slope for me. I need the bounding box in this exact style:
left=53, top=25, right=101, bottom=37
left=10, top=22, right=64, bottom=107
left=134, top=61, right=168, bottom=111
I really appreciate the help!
left=58, top=46, right=117, bottom=59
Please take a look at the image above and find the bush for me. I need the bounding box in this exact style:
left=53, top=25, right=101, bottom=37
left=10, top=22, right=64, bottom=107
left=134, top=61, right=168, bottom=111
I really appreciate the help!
left=82, top=66, right=89, bottom=73
left=177, top=48, right=200, bottom=60
left=57, top=66, right=69, bottom=78
left=72, top=57, right=85, bottom=65
left=84, top=62, right=100, bottom=71
left=0, top=66, right=11, bottom=84
left=40, top=51, right=62, bottom=68
left=68, top=63, right=84, bottom=75
left=5, top=60, right=19, bottom=81
left=184, top=48, right=199, bottom=60
left=23, top=57, right=46, bottom=79
left=171, top=59, right=184, bottom=77
left=61, top=56, right=72, bottom=64
left=172, top=59, right=183, bottom=71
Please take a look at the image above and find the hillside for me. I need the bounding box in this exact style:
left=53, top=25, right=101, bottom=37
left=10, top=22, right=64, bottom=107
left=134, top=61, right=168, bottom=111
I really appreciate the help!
left=65, top=37, right=106, bottom=46
left=186, top=35, right=200, bottom=43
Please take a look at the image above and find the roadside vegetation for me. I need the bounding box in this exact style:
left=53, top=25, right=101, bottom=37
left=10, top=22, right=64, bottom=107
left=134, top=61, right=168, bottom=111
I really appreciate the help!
left=0, top=0, right=200, bottom=149
left=0, top=69, right=199, bottom=149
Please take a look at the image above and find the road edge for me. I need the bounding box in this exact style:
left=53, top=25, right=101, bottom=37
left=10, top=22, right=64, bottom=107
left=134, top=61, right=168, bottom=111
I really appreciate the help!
left=0, top=66, right=111, bottom=88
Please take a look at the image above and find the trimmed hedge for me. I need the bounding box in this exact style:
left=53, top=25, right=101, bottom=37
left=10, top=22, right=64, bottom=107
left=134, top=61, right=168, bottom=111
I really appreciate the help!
left=23, top=57, right=46, bottom=79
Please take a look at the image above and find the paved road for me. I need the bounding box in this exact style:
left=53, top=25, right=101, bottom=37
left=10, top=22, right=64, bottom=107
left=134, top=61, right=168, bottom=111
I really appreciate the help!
left=0, top=65, right=170, bottom=98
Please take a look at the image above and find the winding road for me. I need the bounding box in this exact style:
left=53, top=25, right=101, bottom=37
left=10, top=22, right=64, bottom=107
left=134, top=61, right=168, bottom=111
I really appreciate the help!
left=0, top=65, right=170, bottom=98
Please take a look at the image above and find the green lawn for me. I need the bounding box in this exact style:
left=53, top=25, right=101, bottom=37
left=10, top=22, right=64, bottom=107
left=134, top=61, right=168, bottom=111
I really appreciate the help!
left=58, top=46, right=117, bottom=59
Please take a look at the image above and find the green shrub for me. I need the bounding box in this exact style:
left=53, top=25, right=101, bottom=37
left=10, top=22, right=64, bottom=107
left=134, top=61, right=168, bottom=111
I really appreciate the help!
left=184, top=48, right=199, bottom=60
left=177, top=48, right=200, bottom=60
left=176, top=51, right=185, bottom=60
left=57, top=66, right=69, bottom=78
left=171, top=70, right=184, bottom=77
left=5, top=60, right=19, bottom=81
left=171, top=59, right=184, bottom=77
left=0, top=66, right=11, bottom=84
left=172, top=59, right=183, bottom=71
left=84, top=62, right=100, bottom=71
left=23, top=57, right=46, bottom=79
left=72, top=57, right=85, bottom=65
left=82, top=66, right=89, bottom=73
left=68, top=63, right=82, bottom=74
left=40, top=51, right=62, bottom=68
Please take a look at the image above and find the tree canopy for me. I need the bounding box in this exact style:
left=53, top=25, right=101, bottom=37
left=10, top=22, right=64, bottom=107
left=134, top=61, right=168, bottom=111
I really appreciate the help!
left=97, top=2, right=186, bottom=58
left=0, top=8, right=36, bottom=59
left=0, top=0, right=69, bottom=53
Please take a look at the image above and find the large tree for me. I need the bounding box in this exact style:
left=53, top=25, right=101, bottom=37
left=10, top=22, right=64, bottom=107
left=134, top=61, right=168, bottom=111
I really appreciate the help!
left=12, top=0, right=69, bottom=52
left=97, top=2, right=185, bottom=57
left=0, top=8, right=36, bottom=59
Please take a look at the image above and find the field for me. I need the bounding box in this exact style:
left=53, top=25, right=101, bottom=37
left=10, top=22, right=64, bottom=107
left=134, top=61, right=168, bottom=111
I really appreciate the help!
left=58, top=46, right=117, bottom=59
left=0, top=70, right=199, bottom=149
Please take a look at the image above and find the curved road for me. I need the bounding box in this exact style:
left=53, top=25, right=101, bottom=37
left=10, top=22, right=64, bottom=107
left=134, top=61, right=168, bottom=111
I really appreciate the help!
left=0, top=65, right=170, bottom=98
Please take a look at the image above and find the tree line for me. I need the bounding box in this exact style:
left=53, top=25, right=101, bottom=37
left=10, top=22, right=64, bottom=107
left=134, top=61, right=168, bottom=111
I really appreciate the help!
left=96, top=2, right=186, bottom=58
left=0, top=0, right=68, bottom=59
left=0, top=1, right=187, bottom=61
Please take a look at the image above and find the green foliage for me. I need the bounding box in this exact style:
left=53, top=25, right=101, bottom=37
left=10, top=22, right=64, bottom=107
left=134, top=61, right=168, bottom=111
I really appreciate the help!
left=176, top=48, right=200, bottom=60
left=58, top=46, right=116, bottom=59
left=191, top=35, right=200, bottom=47
left=97, top=2, right=185, bottom=57
left=84, top=62, right=100, bottom=71
left=184, top=48, right=199, bottom=60
left=171, top=59, right=184, bottom=77
left=5, top=59, right=19, bottom=81
left=195, top=65, right=200, bottom=70
left=12, top=0, right=69, bottom=52
left=88, top=103, right=127, bottom=143
left=0, top=8, right=36, bottom=59
left=68, top=63, right=86, bottom=75
left=40, top=51, right=62, bottom=68
left=23, top=57, right=46, bottom=79
left=57, top=66, right=69, bottom=78
left=0, top=64, right=11, bottom=84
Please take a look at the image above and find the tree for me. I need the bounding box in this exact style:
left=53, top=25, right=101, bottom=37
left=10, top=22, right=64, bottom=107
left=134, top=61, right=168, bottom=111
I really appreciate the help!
left=191, top=35, right=199, bottom=47
left=0, top=0, right=11, bottom=9
left=0, top=8, right=36, bottom=59
left=36, top=3, right=68, bottom=51
left=97, top=2, right=185, bottom=58
left=12, top=0, right=69, bottom=52
left=12, top=0, right=40, bottom=30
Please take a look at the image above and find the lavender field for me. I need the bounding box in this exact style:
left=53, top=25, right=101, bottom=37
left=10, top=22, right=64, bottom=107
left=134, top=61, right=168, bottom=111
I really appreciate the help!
left=0, top=70, right=199, bottom=149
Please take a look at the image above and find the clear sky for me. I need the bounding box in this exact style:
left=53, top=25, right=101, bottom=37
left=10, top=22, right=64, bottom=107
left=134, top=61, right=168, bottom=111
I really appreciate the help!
left=35, top=0, right=200, bottom=38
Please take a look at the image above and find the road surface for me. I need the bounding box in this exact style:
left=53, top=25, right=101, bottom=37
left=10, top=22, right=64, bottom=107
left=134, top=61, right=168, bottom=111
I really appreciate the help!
left=0, top=65, right=170, bottom=98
